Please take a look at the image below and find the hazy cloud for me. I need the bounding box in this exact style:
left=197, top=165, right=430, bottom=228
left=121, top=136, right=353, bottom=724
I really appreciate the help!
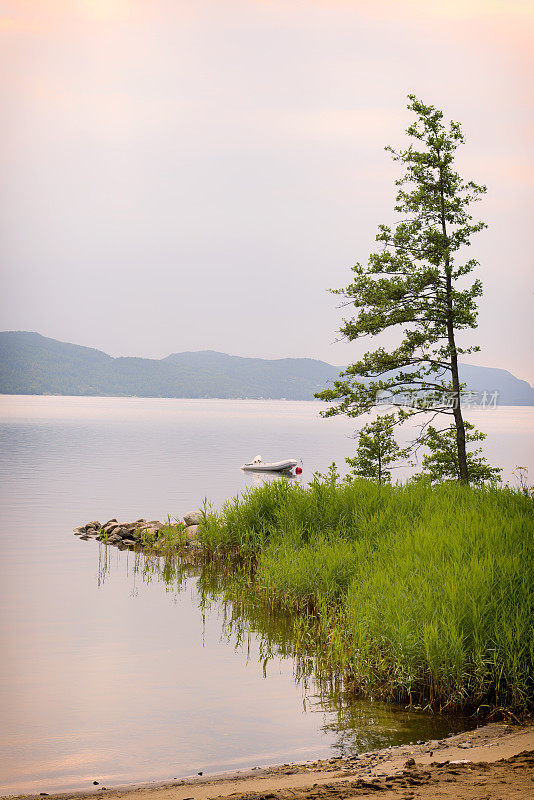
left=1, top=0, right=533, bottom=381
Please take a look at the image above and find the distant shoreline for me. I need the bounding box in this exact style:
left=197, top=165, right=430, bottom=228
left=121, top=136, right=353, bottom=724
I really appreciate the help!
left=0, top=393, right=327, bottom=401
left=1, top=393, right=533, bottom=407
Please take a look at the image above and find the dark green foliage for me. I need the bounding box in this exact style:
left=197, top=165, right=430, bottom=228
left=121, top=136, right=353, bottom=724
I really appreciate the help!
left=316, top=96, right=493, bottom=483
left=416, top=422, right=502, bottom=484
left=346, top=413, right=410, bottom=483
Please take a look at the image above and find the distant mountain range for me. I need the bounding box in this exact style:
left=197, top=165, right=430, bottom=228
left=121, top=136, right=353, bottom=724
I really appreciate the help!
left=1, top=331, right=533, bottom=405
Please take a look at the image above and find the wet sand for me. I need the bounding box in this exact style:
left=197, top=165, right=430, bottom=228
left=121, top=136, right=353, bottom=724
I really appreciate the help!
left=4, top=720, right=533, bottom=800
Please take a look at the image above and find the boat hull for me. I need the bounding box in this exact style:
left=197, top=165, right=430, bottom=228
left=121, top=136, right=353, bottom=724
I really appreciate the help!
left=241, top=459, right=298, bottom=473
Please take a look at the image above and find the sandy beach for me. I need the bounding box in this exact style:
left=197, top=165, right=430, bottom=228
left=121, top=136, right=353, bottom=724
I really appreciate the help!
left=4, top=720, right=533, bottom=800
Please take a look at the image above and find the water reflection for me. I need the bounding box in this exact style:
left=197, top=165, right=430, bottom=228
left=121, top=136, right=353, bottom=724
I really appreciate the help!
left=97, top=546, right=467, bottom=758
left=2, top=397, right=528, bottom=795
left=97, top=545, right=193, bottom=596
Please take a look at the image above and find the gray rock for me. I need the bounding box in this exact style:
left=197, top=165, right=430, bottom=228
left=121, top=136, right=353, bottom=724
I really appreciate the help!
left=137, top=525, right=153, bottom=535
left=73, top=526, right=86, bottom=534
left=107, top=533, right=123, bottom=544
left=122, top=539, right=136, bottom=546
left=184, top=524, right=200, bottom=540
left=86, top=521, right=101, bottom=531
left=136, top=521, right=164, bottom=538
left=183, top=511, right=202, bottom=526
left=104, top=523, right=122, bottom=535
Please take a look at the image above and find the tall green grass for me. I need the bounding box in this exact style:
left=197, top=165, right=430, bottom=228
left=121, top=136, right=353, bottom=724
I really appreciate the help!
left=200, top=476, right=534, bottom=715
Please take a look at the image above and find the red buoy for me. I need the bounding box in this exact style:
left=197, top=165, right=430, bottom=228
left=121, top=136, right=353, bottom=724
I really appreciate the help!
left=295, top=466, right=302, bottom=475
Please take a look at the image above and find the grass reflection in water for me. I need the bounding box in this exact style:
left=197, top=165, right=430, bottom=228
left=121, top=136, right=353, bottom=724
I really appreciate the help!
left=97, top=545, right=468, bottom=755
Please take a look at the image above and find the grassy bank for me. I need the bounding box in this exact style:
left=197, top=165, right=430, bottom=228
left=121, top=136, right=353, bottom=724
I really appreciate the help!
left=199, top=474, right=533, bottom=716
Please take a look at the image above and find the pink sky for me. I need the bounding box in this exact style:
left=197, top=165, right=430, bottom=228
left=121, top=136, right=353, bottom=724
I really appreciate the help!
left=1, top=0, right=533, bottom=381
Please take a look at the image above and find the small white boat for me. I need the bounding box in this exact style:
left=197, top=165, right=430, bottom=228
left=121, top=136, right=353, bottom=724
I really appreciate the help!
left=241, top=455, right=299, bottom=473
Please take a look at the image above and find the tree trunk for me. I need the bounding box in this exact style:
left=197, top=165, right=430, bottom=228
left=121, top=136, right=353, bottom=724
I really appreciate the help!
left=377, top=438, right=382, bottom=483
left=446, top=295, right=469, bottom=484
left=439, top=161, right=470, bottom=485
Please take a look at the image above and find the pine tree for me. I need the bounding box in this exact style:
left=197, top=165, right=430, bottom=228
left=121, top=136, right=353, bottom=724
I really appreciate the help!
left=416, top=422, right=502, bottom=484
left=317, top=96, right=490, bottom=484
left=346, top=414, right=410, bottom=483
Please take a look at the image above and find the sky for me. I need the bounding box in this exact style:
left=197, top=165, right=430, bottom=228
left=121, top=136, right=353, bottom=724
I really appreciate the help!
left=1, top=0, right=533, bottom=382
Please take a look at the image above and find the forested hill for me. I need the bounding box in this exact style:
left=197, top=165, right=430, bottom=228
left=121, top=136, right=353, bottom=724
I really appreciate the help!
left=1, top=331, right=533, bottom=404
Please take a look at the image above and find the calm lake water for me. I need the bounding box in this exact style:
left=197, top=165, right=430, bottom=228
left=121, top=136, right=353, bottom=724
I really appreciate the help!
left=1, top=396, right=532, bottom=795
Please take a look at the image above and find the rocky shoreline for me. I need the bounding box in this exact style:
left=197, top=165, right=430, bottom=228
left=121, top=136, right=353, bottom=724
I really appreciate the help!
left=73, top=511, right=203, bottom=549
